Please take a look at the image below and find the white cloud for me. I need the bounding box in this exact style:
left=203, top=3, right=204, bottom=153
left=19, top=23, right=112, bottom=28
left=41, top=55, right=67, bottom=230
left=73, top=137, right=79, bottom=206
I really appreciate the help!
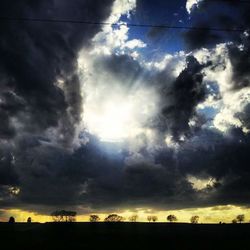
left=147, top=51, right=187, bottom=78
left=193, top=43, right=250, bottom=134
left=92, top=22, right=146, bottom=56
left=213, top=88, right=250, bottom=133
left=77, top=0, right=250, bottom=148
left=81, top=67, right=159, bottom=142
left=90, top=0, right=146, bottom=56
left=124, top=39, right=146, bottom=49
left=165, top=134, right=179, bottom=149
left=107, top=0, right=136, bottom=24
left=186, top=0, right=203, bottom=14
left=76, top=0, right=155, bottom=143
left=187, top=175, right=217, bottom=191
left=194, top=43, right=233, bottom=94
left=77, top=45, right=160, bottom=143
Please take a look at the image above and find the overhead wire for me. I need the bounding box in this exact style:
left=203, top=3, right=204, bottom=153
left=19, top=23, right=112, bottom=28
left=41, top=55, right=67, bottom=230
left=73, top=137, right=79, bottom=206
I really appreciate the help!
left=0, top=16, right=247, bottom=33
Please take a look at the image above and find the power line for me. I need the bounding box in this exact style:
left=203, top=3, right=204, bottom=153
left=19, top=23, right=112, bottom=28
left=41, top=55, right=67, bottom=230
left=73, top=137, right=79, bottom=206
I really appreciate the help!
left=208, top=0, right=250, bottom=3
left=0, top=17, right=247, bottom=33
left=199, top=0, right=250, bottom=4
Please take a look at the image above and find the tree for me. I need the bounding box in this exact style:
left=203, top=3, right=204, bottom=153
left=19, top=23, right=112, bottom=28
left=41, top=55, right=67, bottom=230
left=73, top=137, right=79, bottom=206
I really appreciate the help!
left=147, top=216, right=152, bottom=222
left=236, top=214, right=245, bottom=224
left=89, top=215, right=100, bottom=222
left=190, top=215, right=199, bottom=224
left=104, top=214, right=124, bottom=222
left=232, top=219, right=237, bottom=224
left=152, top=216, right=158, bottom=222
left=167, top=214, right=177, bottom=223
left=8, top=216, right=15, bottom=223
left=51, top=210, right=77, bottom=222
left=27, top=217, right=32, bottom=223
left=128, top=215, right=138, bottom=222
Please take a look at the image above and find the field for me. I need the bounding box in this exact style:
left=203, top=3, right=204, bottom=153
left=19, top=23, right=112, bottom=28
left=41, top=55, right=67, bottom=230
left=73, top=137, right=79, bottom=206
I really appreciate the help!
left=0, top=222, right=249, bottom=250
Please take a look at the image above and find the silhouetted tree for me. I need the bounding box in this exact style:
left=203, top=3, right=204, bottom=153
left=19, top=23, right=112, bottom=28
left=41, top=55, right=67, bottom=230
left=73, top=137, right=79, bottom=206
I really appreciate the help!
left=147, top=216, right=152, bottom=222
left=190, top=215, right=199, bottom=224
left=27, top=217, right=32, bottom=223
left=167, top=214, right=177, bottom=223
left=152, top=216, right=158, bottom=222
left=89, top=215, right=100, bottom=222
left=129, top=215, right=138, bottom=222
left=8, top=217, right=15, bottom=223
left=51, top=210, right=77, bottom=222
left=232, top=219, right=237, bottom=224
left=236, top=214, right=245, bottom=224
left=104, top=214, right=124, bottom=222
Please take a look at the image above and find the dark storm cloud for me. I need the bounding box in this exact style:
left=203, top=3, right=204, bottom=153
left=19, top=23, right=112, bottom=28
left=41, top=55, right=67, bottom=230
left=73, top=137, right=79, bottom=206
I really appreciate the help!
left=183, top=0, right=246, bottom=51
left=159, top=55, right=208, bottom=140
left=175, top=129, right=250, bottom=206
left=0, top=151, right=19, bottom=186
left=184, top=25, right=221, bottom=51
left=1, top=0, right=250, bottom=214
left=76, top=130, right=250, bottom=210
left=1, top=122, right=250, bottom=212
left=0, top=0, right=114, bottom=145
left=81, top=162, right=195, bottom=210
left=0, top=0, right=115, bottom=210
left=0, top=91, right=25, bottom=139
left=0, top=134, right=108, bottom=208
left=227, top=36, right=250, bottom=90
left=236, top=104, right=250, bottom=132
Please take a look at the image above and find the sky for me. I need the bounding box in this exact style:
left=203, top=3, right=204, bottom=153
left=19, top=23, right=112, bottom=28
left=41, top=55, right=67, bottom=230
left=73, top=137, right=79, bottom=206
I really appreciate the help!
left=1, top=0, right=250, bottom=223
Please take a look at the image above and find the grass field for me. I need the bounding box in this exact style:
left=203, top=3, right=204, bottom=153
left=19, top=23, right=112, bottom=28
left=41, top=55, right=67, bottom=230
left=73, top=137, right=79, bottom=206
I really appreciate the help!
left=0, top=222, right=249, bottom=250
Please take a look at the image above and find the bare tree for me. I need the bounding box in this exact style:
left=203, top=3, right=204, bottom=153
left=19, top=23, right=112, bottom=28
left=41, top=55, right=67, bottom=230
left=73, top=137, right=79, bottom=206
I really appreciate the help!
left=167, top=214, right=177, bottom=223
left=190, top=215, right=199, bottom=224
left=104, top=214, right=124, bottom=222
left=152, top=216, right=158, bottom=222
left=129, top=215, right=138, bottom=222
left=147, top=216, right=152, bottom=222
left=236, top=214, right=245, bottom=224
left=89, top=214, right=100, bottom=222
left=51, top=210, right=77, bottom=222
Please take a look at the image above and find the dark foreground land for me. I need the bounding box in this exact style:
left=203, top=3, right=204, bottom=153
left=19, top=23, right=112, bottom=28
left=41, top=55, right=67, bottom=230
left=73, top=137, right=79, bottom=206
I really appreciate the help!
left=0, top=222, right=249, bottom=250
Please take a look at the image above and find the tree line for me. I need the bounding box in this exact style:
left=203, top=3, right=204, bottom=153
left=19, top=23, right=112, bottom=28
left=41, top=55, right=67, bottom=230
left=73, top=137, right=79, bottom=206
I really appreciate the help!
left=7, top=211, right=247, bottom=224
left=88, top=213, right=247, bottom=224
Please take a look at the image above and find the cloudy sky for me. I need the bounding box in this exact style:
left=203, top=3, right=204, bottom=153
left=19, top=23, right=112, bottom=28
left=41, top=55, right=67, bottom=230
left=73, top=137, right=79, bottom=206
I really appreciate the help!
left=1, top=0, right=250, bottom=223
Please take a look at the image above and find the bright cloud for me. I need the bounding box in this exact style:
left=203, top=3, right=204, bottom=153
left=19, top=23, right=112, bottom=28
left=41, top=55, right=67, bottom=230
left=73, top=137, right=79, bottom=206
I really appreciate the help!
left=91, top=0, right=145, bottom=56
left=83, top=80, right=158, bottom=142
left=187, top=175, right=217, bottom=191
left=186, top=0, right=203, bottom=14
left=194, top=43, right=250, bottom=134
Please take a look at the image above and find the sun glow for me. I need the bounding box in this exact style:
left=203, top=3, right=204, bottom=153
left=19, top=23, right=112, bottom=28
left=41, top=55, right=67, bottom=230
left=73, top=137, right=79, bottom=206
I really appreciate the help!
left=85, top=98, right=133, bottom=142
left=84, top=90, right=156, bottom=142
left=79, top=48, right=159, bottom=143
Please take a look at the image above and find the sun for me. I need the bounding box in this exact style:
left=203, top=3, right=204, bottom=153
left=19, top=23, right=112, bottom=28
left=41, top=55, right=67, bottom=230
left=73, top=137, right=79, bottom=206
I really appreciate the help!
left=84, top=97, right=138, bottom=142
left=83, top=88, right=158, bottom=142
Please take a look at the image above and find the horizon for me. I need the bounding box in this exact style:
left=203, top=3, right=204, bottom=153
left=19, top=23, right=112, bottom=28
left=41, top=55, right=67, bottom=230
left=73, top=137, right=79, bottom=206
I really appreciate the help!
left=1, top=0, right=250, bottom=229
left=1, top=205, right=250, bottom=224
